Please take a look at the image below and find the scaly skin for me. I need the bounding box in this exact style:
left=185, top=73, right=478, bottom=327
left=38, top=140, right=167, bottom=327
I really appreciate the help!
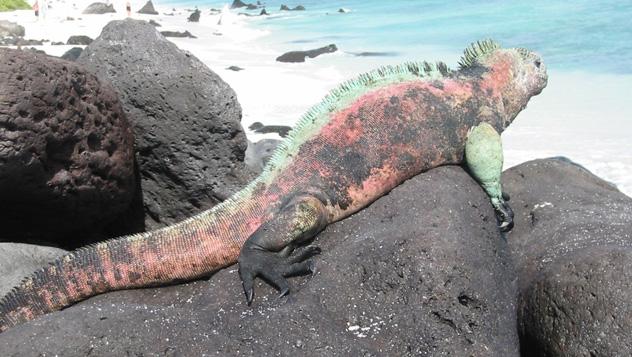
left=0, top=41, right=547, bottom=332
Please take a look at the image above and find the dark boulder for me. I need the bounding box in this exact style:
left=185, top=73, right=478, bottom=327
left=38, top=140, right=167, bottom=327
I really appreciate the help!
left=260, top=8, right=268, bottom=15
left=276, top=44, right=337, bottom=63
left=503, top=158, right=632, bottom=355
left=226, top=65, right=244, bottom=71
left=246, top=4, right=258, bottom=10
left=0, top=166, right=520, bottom=356
left=60, top=46, right=83, bottom=61
left=280, top=4, right=305, bottom=11
left=519, top=247, right=632, bottom=356
left=82, top=2, right=116, bottom=14
left=0, top=48, right=136, bottom=246
left=137, top=0, right=158, bottom=15
left=77, top=19, right=251, bottom=231
left=187, top=9, right=200, bottom=22
left=244, top=138, right=280, bottom=172
left=0, top=20, right=25, bottom=37
left=248, top=121, right=291, bottom=137
left=66, top=35, right=93, bottom=45
left=160, top=30, right=196, bottom=38
left=148, top=19, right=161, bottom=27
left=230, top=0, right=248, bottom=8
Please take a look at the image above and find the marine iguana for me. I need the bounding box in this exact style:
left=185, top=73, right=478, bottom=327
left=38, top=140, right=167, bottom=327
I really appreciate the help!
left=0, top=40, right=547, bottom=332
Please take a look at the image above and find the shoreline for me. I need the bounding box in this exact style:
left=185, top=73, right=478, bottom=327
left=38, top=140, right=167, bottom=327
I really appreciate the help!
left=1, top=3, right=631, bottom=196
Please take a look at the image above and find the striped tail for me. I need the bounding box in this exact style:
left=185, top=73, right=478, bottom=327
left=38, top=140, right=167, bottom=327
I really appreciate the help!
left=0, top=194, right=267, bottom=333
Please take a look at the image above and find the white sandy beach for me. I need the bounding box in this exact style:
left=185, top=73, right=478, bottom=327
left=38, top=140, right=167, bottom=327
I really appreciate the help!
left=1, top=0, right=631, bottom=196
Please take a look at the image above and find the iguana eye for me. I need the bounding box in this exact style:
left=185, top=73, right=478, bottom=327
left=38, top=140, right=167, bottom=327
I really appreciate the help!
left=534, top=59, right=541, bottom=68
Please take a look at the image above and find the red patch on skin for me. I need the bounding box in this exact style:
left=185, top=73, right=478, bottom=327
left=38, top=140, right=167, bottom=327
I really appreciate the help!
left=322, top=80, right=475, bottom=148
left=481, top=55, right=513, bottom=97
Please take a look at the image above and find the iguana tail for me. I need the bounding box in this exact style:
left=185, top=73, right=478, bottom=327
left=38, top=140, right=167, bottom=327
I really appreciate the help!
left=0, top=195, right=266, bottom=333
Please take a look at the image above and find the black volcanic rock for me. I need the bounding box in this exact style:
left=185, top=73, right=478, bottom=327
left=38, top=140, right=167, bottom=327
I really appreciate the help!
left=187, top=9, right=200, bottom=22
left=148, top=19, right=161, bottom=27
left=280, top=4, right=305, bottom=11
left=0, top=166, right=520, bottom=356
left=60, top=46, right=83, bottom=61
left=502, top=158, right=632, bottom=356
left=248, top=121, right=291, bottom=137
left=82, top=2, right=115, bottom=14
left=230, top=0, right=248, bottom=8
left=160, top=30, right=196, bottom=38
left=276, top=44, right=337, bottom=63
left=137, top=0, right=159, bottom=15
left=66, top=35, right=93, bottom=45
left=77, top=19, right=251, bottom=231
left=0, top=48, right=135, bottom=246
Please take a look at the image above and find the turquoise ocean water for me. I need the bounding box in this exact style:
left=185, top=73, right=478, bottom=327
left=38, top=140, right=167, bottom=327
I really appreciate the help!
left=158, top=0, right=632, bottom=74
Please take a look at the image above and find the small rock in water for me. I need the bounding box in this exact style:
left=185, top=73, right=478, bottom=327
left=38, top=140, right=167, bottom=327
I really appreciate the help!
left=226, top=65, right=244, bottom=71
left=187, top=9, right=200, bottom=22
left=160, top=30, right=197, bottom=39
left=276, top=44, right=337, bottom=63
left=280, top=4, right=305, bottom=11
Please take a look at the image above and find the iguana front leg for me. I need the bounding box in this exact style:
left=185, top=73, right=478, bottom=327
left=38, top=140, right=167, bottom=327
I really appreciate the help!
left=465, top=123, right=514, bottom=232
left=238, top=194, right=328, bottom=304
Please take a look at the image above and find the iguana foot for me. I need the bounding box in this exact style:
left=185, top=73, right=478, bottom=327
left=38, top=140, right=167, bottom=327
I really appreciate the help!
left=238, top=244, right=320, bottom=305
left=494, top=193, right=514, bottom=232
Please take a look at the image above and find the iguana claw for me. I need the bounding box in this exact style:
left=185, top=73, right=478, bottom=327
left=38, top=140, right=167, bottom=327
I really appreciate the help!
left=495, top=194, right=514, bottom=232
left=238, top=244, right=320, bottom=305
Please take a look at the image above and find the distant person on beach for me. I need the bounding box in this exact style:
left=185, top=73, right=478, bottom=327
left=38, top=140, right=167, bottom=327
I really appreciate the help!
left=126, top=1, right=131, bottom=17
left=32, top=0, right=39, bottom=18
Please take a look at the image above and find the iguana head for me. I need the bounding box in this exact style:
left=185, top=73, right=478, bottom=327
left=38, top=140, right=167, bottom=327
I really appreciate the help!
left=459, top=40, right=548, bottom=127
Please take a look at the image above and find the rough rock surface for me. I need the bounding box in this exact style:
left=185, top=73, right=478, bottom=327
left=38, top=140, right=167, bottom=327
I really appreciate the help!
left=0, top=243, right=67, bottom=297
left=82, top=2, right=115, bottom=14
left=0, top=166, right=519, bottom=356
left=77, top=19, right=250, bottom=231
left=0, top=48, right=135, bottom=245
left=66, top=35, right=93, bottom=45
left=244, top=138, right=280, bottom=172
left=137, top=0, right=158, bottom=15
left=503, top=157, right=632, bottom=356
left=276, top=44, right=337, bottom=63
left=60, top=46, right=83, bottom=61
left=519, top=247, right=632, bottom=356
left=0, top=20, right=25, bottom=37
